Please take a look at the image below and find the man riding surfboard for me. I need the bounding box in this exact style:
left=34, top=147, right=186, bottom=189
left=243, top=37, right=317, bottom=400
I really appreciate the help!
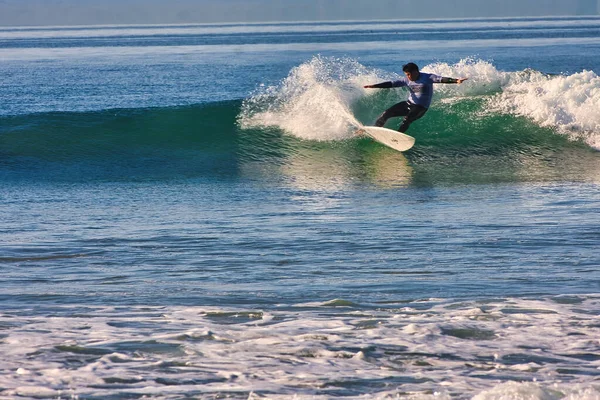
left=364, top=62, right=468, bottom=133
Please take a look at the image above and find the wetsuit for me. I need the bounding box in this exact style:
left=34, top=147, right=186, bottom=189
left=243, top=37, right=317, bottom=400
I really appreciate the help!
left=373, top=72, right=443, bottom=133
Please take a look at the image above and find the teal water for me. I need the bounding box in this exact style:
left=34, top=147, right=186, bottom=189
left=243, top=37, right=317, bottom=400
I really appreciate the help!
left=1, top=17, right=600, bottom=399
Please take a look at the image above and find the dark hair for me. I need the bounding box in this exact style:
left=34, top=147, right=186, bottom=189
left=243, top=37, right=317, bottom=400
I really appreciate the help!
left=402, top=63, right=419, bottom=73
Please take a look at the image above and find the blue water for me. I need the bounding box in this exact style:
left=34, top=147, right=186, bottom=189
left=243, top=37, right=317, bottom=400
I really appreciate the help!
left=1, top=17, right=600, bottom=399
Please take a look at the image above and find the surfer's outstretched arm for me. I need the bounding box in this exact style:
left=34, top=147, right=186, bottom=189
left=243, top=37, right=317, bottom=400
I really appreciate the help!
left=440, top=77, right=468, bottom=84
left=364, top=81, right=394, bottom=89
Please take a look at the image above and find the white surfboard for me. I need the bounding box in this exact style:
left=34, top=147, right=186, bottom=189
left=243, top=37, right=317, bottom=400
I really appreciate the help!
left=357, top=126, right=415, bottom=152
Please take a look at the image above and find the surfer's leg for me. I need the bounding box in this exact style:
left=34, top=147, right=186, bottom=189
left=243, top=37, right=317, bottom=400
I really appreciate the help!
left=397, top=105, right=427, bottom=133
left=375, top=101, right=410, bottom=127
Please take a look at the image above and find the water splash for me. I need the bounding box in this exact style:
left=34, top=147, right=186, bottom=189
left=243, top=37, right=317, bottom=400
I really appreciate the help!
left=487, top=69, right=600, bottom=149
left=424, top=57, right=509, bottom=96
left=238, top=56, right=381, bottom=140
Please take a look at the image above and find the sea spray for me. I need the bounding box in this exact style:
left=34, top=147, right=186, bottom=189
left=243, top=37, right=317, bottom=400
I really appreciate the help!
left=426, top=60, right=600, bottom=149
left=424, top=58, right=508, bottom=97
left=238, top=56, right=383, bottom=140
left=487, top=69, right=600, bottom=149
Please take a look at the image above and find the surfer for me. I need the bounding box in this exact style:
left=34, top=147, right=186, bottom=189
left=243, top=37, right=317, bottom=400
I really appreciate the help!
left=364, top=63, right=468, bottom=133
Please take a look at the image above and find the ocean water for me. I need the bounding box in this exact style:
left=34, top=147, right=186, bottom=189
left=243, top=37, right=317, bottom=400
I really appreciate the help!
left=1, top=16, right=600, bottom=399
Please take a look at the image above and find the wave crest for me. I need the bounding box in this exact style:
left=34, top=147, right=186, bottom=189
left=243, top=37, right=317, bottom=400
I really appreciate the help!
left=239, top=56, right=600, bottom=150
left=488, top=69, right=600, bottom=149
left=238, top=56, right=374, bottom=140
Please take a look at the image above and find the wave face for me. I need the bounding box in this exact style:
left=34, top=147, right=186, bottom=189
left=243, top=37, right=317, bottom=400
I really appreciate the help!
left=0, top=103, right=241, bottom=181
left=2, top=57, right=600, bottom=185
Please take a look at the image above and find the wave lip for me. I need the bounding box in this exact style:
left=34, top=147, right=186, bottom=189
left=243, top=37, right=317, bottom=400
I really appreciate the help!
left=488, top=69, right=600, bottom=149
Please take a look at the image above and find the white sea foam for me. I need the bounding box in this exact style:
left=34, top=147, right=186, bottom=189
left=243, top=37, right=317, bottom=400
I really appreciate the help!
left=239, top=56, right=372, bottom=140
left=1, top=296, right=599, bottom=399
left=424, top=58, right=510, bottom=95
left=425, top=59, right=600, bottom=149
left=487, top=69, right=600, bottom=149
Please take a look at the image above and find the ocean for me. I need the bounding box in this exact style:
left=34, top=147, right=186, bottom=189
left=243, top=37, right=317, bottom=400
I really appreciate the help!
left=1, top=16, right=600, bottom=399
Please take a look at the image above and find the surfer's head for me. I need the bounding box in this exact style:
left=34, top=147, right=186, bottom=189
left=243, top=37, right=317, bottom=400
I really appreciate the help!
left=403, top=62, right=420, bottom=81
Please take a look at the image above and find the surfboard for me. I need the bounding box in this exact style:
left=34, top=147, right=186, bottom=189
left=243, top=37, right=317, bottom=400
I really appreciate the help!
left=356, top=126, right=415, bottom=152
